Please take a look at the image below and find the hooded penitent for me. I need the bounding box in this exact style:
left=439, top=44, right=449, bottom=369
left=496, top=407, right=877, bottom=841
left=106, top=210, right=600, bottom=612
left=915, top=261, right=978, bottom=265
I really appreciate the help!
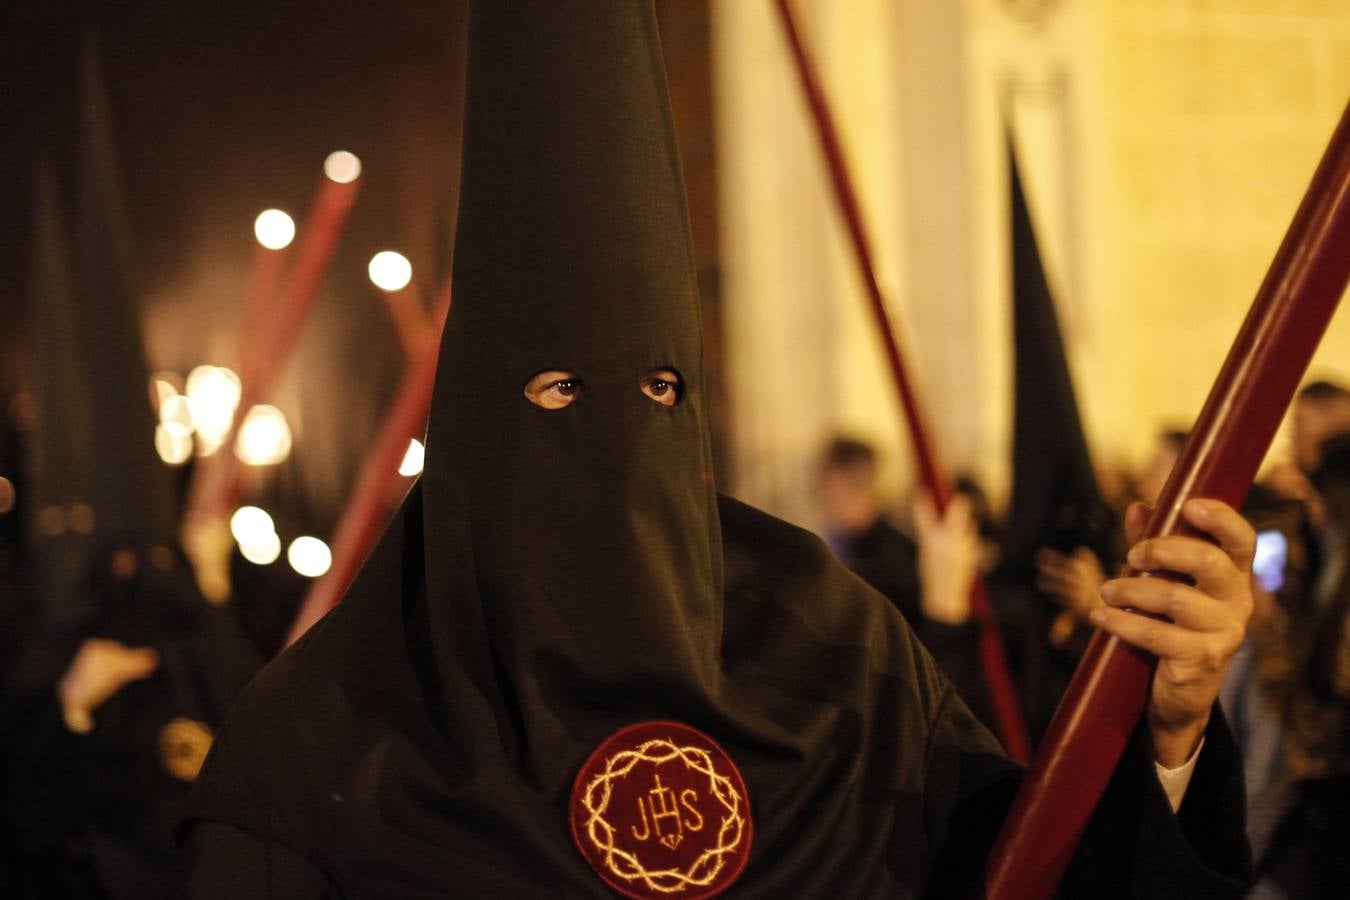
left=188, top=4, right=1250, bottom=897
left=990, top=140, right=1121, bottom=738
left=999, top=138, right=1115, bottom=575
left=3, top=35, right=256, bottom=900
left=25, top=159, right=97, bottom=644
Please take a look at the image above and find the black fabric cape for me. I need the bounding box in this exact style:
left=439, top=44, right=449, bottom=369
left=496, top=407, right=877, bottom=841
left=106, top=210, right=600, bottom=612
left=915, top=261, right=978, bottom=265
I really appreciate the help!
left=183, top=3, right=1249, bottom=896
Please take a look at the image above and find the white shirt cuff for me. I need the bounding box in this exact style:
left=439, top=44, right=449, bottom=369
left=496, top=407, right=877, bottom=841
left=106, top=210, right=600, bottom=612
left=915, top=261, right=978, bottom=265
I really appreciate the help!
left=1154, top=738, right=1204, bottom=813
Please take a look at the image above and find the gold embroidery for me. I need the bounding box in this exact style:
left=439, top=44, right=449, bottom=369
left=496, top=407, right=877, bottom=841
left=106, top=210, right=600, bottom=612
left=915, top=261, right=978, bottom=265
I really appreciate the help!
left=580, top=737, right=747, bottom=894
left=632, top=795, right=652, bottom=841
left=679, top=789, right=704, bottom=833
left=631, top=778, right=706, bottom=849
left=649, top=774, right=685, bottom=849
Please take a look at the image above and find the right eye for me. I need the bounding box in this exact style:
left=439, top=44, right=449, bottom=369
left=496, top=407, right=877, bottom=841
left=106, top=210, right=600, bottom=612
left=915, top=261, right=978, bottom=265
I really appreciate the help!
left=524, top=370, right=583, bottom=410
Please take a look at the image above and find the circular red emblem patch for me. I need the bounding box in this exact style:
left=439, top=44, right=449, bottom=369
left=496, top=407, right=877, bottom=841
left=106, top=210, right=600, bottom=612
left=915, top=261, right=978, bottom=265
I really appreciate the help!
left=570, top=721, right=753, bottom=899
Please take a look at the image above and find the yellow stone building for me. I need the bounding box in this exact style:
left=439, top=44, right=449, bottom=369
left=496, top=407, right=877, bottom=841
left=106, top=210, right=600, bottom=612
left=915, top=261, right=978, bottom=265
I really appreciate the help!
left=713, top=0, right=1350, bottom=525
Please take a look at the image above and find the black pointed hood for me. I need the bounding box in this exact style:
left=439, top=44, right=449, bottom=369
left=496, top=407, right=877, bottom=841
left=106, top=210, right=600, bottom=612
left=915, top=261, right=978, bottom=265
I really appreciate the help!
left=73, top=33, right=178, bottom=551
left=26, top=159, right=98, bottom=633
left=1000, top=138, right=1114, bottom=573
left=421, top=0, right=722, bottom=785
left=189, top=6, right=1010, bottom=895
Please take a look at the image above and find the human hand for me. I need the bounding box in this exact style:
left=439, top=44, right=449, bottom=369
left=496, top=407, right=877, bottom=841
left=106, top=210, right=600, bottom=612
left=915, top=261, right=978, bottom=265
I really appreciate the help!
left=57, top=638, right=160, bottom=734
left=914, top=492, right=980, bottom=626
left=1089, top=499, right=1254, bottom=767
left=1035, top=545, right=1107, bottom=620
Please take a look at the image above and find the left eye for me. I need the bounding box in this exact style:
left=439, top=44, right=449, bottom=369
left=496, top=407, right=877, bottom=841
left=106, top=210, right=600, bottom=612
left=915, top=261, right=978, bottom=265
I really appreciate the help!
left=640, top=369, right=683, bottom=407
left=524, top=369, right=583, bottom=409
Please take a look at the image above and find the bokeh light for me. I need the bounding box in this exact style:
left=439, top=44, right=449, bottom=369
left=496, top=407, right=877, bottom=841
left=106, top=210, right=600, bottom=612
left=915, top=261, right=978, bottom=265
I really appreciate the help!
left=155, top=424, right=194, bottom=465
left=287, top=536, right=332, bottom=578
left=158, top=394, right=195, bottom=437
left=253, top=209, right=296, bottom=250
left=323, top=150, right=362, bottom=184
left=0, top=477, right=15, bottom=514
left=231, top=506, right=281, bottom=566
left=229, top=505, right=275, bottom=547
left=234, top=405, right=292, bottom=466
left=149, top=371, right=183, bottom=411
left=68, top=503, right=95, bottom=535
left=185, top=365, right=241, bottom=449
left=398, top=438, right=425, bottom=477
left=368, top=251, right=413, bottom=292
left=239, top=531, right=282, bottom=566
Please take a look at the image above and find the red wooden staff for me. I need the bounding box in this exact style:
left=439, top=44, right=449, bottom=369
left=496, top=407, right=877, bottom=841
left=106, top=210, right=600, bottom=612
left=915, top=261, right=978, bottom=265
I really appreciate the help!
left=381, top=279, right=433, bottom=363
left=238, top=239, right=291, bottom=367
left=284, top=279, right=452, bottom=645
left=986, top=99, right=1350, bottom=899
left=773, top=0, right=1032, bottom=762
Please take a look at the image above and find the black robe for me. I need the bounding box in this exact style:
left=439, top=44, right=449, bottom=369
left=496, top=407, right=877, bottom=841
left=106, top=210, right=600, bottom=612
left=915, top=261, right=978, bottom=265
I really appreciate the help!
left=831, top=515, right=993, bottom=730
left=182, top=490, right=1248, bottom=898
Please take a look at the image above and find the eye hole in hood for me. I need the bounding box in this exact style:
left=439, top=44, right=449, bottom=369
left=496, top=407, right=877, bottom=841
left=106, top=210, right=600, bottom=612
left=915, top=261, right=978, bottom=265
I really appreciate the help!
left=523, top=369, right=583, bottom=409
left=640, top=368, right=683, bottom=407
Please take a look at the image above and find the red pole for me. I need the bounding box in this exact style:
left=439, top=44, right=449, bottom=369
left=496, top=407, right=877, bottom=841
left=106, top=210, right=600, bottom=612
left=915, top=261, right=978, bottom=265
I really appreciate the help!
left=381, top=282, right=432, bottom=363
left=773, top=0, right=1032, bottom=762
left=284, top=280, right=451, bottom=646
left=985, top=100, right=1350, bottom=899
left=237, top=241, right=290, bottom=381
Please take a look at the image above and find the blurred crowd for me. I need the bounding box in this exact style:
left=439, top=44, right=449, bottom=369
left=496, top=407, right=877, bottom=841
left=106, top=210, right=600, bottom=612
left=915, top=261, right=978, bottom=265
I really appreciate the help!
left=816, top=380, right=1350, bottom=900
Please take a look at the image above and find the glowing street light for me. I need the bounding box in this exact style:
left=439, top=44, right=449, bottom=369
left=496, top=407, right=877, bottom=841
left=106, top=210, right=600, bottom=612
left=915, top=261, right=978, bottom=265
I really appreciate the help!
left=323, top=151, right=362, bottom=185
left=254, top=209, right=296, bottom=250
left=368, top=251, right=413, bottom=292
left=398, top=438, right=425, bottom=477
left=288, top=536, right=332, bottom=578
left=234, top=405, right=293, bottom=466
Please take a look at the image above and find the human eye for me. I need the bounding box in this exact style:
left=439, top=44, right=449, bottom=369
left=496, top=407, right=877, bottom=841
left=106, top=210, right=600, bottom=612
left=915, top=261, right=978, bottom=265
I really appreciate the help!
left=524, top=369, right=583, bottom=409
left=639, top=368, right=683, bottom=407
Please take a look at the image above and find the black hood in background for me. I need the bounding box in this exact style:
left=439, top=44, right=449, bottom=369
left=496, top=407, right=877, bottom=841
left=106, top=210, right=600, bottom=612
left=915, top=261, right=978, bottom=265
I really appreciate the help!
left=999, top=137, right=1115, bottom=573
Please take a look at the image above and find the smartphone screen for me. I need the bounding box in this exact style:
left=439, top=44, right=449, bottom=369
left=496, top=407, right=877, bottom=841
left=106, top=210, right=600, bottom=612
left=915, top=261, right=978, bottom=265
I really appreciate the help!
left=1252, top=528, right=1288, bottom=593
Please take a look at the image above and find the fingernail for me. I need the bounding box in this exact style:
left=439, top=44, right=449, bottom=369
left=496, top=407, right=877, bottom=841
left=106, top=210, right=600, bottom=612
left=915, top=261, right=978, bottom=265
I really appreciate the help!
left=1100, top=581, right=1117, bottom=601
left=1089, top=608, right=1107, bottom=625
left=1185, top=499, right=1208, bottom=521
left=1127, top=545, right=1144, bottom=568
